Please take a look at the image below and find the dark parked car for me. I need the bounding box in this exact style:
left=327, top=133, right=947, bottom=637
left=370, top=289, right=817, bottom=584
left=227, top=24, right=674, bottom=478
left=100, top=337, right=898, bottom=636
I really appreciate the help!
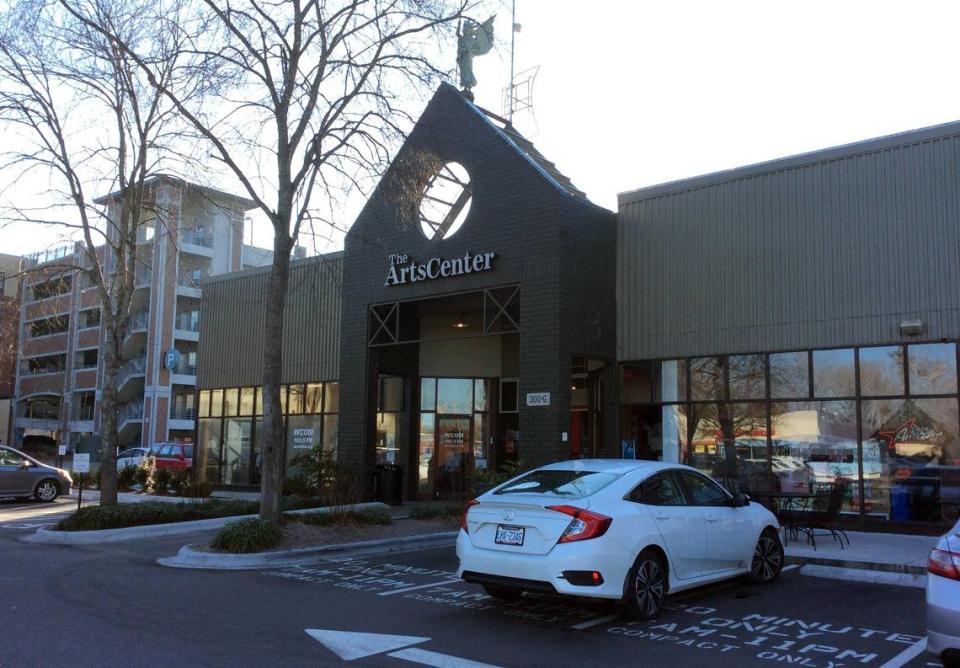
left=0, top=445, right=73, bottom=501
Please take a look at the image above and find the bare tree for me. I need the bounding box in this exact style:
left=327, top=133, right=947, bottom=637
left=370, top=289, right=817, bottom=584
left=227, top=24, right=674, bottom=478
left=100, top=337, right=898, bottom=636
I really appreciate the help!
left=0, top=0, right=197, bottom=504
left=70, top=0, right=482, bottom=521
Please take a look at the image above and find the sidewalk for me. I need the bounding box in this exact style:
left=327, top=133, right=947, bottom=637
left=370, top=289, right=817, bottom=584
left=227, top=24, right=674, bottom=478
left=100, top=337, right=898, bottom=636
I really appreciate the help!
left=784, top=529, right=937, bottom=588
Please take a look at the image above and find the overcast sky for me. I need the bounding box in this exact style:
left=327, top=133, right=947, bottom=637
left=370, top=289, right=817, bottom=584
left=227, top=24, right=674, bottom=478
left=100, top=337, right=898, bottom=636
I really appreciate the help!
left=4, top=0, right=960, bottom=256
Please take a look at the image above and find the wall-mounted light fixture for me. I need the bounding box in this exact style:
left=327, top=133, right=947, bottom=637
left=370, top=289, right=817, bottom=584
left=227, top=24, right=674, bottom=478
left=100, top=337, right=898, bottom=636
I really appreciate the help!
left=453, top=313, right=469, bottom=329
left=900, top=319, right=925, bottom=336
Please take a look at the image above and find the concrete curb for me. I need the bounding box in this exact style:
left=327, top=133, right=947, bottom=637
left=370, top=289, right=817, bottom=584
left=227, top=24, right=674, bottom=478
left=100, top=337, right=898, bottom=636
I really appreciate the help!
left=785, top=554, right=927, bottom=576
left=22, top=502, right=390, bottom=545
left=157, top=531, right=459, bottom=570
left=798, top=564, right=927, bottom=589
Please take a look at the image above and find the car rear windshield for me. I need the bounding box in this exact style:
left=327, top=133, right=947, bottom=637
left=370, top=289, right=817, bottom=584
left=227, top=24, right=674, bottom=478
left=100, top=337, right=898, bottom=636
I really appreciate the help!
left=494, top=470, right=620, bottom=499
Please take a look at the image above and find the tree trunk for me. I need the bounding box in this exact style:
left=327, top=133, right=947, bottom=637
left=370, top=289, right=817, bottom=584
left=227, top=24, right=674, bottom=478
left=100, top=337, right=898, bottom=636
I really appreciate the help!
left=259, top=229, right=293, bottom=522
left=99, top=339, right=121, bottom=506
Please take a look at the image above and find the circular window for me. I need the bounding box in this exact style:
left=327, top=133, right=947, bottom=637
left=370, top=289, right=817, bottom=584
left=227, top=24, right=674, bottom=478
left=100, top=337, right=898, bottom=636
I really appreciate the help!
left=419, top=162, right=472, bottom=240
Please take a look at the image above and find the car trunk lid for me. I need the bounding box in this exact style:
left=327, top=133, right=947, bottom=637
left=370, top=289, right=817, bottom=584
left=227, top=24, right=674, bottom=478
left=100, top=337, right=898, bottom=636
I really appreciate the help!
left=465, top=495, right=588, bottom=555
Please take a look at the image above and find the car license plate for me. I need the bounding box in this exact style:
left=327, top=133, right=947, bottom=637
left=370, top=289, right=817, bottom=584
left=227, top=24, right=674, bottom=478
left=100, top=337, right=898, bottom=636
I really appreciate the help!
left=495, top=525, right=525, bottom=546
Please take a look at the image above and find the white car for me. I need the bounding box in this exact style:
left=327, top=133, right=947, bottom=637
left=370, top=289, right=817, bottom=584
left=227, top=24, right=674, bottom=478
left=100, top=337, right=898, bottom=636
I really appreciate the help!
left=457, top=459, right=783, bottom=619
left=926, top=518, right=960, bottom=667
left=116, top=447, right=149, bottom=470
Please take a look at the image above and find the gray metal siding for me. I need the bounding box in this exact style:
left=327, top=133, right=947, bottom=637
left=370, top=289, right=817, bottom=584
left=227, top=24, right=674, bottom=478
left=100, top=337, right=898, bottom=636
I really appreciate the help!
left=618, top=132, right=960, bottom=361
left=198, top=254, right=342, bottom=388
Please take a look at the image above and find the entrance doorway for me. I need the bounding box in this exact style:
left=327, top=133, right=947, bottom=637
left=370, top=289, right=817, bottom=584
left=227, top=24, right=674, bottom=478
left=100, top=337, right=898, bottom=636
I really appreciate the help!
left=435, top=415, right=471, bottom=499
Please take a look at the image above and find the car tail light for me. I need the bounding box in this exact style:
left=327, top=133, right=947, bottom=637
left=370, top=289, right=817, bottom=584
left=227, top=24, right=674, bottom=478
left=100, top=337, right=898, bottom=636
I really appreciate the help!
left=928, top=548, right=960, bottom=580
left=460, top=499, right=480, bottom=533
left=546, top=505, right=612, bottom=543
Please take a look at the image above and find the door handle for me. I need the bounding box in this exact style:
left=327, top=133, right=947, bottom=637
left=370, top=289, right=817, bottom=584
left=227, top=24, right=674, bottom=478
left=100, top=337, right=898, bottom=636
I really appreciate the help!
left=704, top=515, right=718, bottom=522
left=653, top=513, right=670, bottom=520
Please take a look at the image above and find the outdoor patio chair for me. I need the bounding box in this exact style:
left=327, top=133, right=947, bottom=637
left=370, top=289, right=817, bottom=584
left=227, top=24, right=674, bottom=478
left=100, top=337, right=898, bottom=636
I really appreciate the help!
left=789, top=481, right=850, bottom=551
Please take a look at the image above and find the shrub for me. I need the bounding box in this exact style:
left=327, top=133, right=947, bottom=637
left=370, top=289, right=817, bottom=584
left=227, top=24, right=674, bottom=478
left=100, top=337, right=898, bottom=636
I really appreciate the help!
left=153, top=468, right=173, bottom=495
left=289, top=446, right=337, bottom=496
left=56, top=500, right=260, bottom=531
left=282, top=475, right=313, bottom=498
left=408, top=504, right=466, bottom=521
left=294, top=506, right=392, bottom=527
left=471, top=460, right=521, bottom=494
left=116, top=465, right=138, bottom=492
left=210, top=518, right=282, bottom=553
left=177, top=478, right=213, bottom=499
left=135, top=457, right=156, bottom=493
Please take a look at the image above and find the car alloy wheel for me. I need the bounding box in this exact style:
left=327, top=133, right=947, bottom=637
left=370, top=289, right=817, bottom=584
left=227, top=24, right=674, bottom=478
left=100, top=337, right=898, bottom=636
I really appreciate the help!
left=750, top=530, right=784, bottom=584
left=35, top=480, right=59, bottom=502
left=629, top=551, right=665, bottom=620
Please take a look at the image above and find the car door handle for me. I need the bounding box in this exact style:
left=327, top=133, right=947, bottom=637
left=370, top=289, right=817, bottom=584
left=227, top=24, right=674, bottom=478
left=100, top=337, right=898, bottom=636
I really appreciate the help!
left=653, top=513, right=670, bottom=520
left=704, top=515, right=719, bottom=522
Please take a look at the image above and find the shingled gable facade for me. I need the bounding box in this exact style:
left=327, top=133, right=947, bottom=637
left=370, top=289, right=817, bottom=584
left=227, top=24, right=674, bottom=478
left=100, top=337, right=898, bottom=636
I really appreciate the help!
left=198, top=86, right=960, bottom=531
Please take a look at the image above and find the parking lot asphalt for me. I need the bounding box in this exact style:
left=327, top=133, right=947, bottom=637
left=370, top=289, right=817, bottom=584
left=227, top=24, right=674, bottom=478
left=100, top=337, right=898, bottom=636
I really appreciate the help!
left=0, top=512, right=939, bottom=668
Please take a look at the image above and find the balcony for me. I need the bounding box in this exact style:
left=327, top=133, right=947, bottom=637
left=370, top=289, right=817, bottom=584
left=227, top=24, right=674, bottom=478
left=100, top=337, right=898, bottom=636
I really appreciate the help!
left=170, top=357, right=197, bottom=385
left=174, top=311, right=200, bottom=341
left=169, top=404, right=196, bottom=431
left=179, top=229, right=215, bottom=257
left=116, top=356, right=146, bottom=397
left=118, top=401, right=144, bottom=445
left=15, top=416, right=60, bottom=432
left=134, top=268, right=152, bottom=289
left=176, top=272, right=204, bottom=298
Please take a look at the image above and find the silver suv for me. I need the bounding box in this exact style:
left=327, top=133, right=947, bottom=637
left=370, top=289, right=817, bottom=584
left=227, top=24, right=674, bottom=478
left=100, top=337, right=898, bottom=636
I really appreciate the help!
left=0, top=445, right=73, bottom=502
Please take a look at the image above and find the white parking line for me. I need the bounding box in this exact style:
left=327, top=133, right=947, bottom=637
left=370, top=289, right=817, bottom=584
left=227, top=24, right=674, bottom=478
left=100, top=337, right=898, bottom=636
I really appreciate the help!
left=378, top=579, right=463, bottom=596
left=569, top=614, right=620, bottom=630
left=877, top=638, right=927, bottom=668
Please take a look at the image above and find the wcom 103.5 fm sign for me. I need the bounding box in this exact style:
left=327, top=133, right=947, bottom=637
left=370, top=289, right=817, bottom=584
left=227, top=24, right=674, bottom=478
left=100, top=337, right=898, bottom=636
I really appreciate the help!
left=525, top=392, right=550, bottom=407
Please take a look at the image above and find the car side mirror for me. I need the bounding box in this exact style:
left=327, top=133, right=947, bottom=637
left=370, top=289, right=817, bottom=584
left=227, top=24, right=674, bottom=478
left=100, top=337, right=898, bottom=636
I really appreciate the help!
left=19, top=461, right=31, bottom=469
left=730, top=492, right=750, bottom=507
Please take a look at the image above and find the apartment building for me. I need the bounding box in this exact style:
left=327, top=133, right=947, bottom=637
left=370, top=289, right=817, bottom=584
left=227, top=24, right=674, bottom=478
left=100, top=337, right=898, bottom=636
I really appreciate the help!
left=13, top=178, right=271, bottom=456
left=0, top=252, right=20, bottom=445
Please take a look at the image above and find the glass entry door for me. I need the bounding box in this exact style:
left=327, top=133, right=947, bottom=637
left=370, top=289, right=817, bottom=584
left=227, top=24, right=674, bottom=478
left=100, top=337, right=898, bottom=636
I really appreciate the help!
left=435, top=415, right=472, bottom=499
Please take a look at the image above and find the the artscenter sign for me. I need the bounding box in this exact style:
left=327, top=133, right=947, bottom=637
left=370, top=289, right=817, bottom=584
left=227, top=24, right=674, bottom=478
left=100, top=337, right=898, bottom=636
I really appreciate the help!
left=384, top=250, right=495, bottom=287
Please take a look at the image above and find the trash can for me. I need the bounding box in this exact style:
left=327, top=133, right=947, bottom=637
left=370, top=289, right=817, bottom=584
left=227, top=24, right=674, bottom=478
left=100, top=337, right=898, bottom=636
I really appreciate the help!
left=375, top=464, right=404, bottom=506
left=890, top=486, right=911, bottom=521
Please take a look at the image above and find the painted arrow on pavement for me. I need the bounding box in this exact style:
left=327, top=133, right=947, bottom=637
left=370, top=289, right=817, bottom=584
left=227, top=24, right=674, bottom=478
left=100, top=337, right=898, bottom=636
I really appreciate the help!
left=305, top=629, right=501, bottom=667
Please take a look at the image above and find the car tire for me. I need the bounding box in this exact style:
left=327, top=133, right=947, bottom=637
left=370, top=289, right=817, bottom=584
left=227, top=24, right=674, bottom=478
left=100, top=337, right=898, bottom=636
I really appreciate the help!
left=34, top=479, right=60, bottom=503
left=482, top=584, right=523, bottom=602
left=625, top=549, right=667, bottom=621
left=748, top=528, right=784, bottom=584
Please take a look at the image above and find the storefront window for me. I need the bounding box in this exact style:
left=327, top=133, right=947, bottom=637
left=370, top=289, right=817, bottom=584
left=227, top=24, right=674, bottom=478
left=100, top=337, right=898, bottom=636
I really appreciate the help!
left=661, top=360, right=686, bottom=403
left=437, top=378, right=472, bottom=414
left=421, top=378, right=437, bottom=411
left=474, top=379, right=488, bottom=411
left=199, top=390, right=210, bottom=418
left=813, top=349, right=855, bottom=398
left=286, top=414, right=323, bottom=477
left=324, top=382, right=339, bottom=413
left=197, top=418, right=221, bottom=483
left=859, top=346, right=904, bottom=397
left=376, top=412, right=399, bottom=464
left=770, top=352, right=809, bottom=399
left=689, top=357, right=723, bottom=401
left=418, top=414, right=436, bottom=496
left=729, top=355, right=766, bottom=400
left=210, top=389, right=223, bottom=417
left=686, top=402, right=766, bottom=491
left=239, top=387, right=255, bottom=416
left=287, top=384, right=305, bottom=414
left=380, top=376, right=403, bottom=411
left=909, top=343, right=957, bottom=395
left=223, top=388, right=239, bottom=416
left=223, top=418, right=252, bottom=485
left=769, top=400, right=858, bottom=512
left=305, top=383, right=323, bottom=413
left=861, top=398, right=959, bottom=522
left=254, top=387, right=262, bottom=416
left=323, top=415, right=338, bottom=454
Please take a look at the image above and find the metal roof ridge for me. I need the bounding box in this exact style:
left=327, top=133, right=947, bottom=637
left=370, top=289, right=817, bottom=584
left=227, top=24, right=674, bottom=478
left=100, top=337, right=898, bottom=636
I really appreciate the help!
left=619, top=118, right=960, bottom=205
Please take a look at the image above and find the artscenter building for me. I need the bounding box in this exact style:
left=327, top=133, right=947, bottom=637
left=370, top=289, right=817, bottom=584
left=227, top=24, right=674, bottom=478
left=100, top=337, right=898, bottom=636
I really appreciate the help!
left=197, top=83, right=960, bottom=530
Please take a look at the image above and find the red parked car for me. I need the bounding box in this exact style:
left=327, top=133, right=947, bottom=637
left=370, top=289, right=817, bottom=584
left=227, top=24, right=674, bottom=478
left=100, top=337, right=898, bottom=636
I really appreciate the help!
left=148, top=442, right=193, bottom=475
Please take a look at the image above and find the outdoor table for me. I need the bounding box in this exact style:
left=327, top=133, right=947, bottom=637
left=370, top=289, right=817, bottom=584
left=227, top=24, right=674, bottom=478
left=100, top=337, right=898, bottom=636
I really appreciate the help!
left=749, top=491, right=817, bottom=545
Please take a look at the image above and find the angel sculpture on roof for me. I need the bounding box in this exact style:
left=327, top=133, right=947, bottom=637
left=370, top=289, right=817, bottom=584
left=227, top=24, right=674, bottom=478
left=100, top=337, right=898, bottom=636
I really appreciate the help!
left=457, top=15, right=495, bottom=96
